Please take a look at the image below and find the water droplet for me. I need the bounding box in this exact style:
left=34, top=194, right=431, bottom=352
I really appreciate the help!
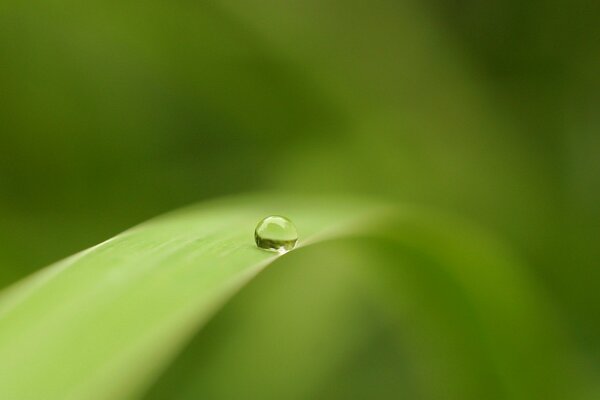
left=255, top=215, right=298, bottom=253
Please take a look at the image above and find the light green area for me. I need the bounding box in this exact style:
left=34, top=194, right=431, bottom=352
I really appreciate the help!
left=0, top=195, right=588, bottom=399
left=0, top=195, right=389, bottom=399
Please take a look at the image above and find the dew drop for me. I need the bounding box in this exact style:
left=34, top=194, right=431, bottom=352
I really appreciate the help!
left=254, top=215, right=298, bottom=253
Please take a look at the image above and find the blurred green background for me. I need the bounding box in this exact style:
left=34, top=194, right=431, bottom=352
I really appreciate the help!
left=1, top=0, right=598, bottom=397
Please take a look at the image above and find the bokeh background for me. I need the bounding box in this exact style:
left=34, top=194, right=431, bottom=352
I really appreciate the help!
left=1, top=0, right=599, bottom=397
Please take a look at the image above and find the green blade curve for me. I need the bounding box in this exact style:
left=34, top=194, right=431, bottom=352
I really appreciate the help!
left=0, top=194, right=391, bottom=400
left=0, top=194, right=584, bottom=399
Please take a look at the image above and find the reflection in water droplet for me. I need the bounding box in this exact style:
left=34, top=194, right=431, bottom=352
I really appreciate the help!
left=255, top=215, right=298, bottom=253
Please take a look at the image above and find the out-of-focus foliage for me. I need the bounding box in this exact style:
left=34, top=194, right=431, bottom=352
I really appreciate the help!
left=0, top=0, right=598, bottom=398
left=145, top=222, right=582, bottom=400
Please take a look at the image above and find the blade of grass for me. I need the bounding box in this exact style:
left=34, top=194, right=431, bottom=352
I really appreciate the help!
left=0, top=194, right=391, bottom=400
left=0, top=194, right=585, bottom=399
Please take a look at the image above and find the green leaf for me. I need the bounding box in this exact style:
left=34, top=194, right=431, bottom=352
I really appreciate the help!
left=0, top=194, right=583, bottom=399
left=0, top=194, right=392, bottom=399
